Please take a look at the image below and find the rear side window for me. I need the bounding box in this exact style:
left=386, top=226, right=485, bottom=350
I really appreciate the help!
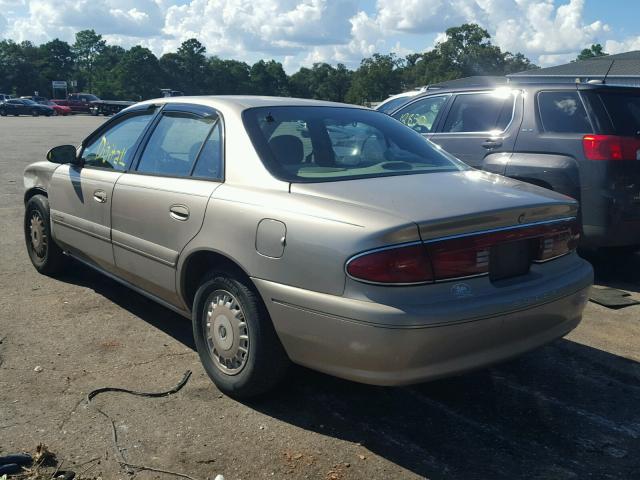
left=377, top=95, right=414, bottom=114
left=597, top=92, right=640, bottom=136
left=393, top=95, right=449, bottom=134
left=441, top=92, right=515, bottom=133
left=537, top=91, right=591, bottom=133
left=137, top=112, right=217, bottom=177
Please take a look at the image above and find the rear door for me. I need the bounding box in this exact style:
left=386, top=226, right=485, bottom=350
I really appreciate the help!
left=49, top=106, right=158, bottom=271
left=110, top=103, right=224, bottom=306
left=430, top=90, right=522, bottom=168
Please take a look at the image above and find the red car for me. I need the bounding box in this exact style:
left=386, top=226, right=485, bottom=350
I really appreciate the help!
left=45, top=100, right=71, bottom=116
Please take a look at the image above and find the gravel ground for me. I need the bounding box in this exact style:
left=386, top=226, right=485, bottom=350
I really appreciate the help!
left=1, top=115, right=639, bottom=480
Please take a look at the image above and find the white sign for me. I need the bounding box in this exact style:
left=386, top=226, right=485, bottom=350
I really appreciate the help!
left=52, top=81, right=67, bottom=89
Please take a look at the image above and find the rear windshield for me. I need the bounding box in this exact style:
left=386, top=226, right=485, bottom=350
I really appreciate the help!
left=243, top=106, right=466, bottom=183
left=598, top=91, right=640, bottom=136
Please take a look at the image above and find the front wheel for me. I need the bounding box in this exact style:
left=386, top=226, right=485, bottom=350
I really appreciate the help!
left=24, top=195, right=66, bottom=275
left=32, top=109, right=39, bottom=117
left=192, top=271, right=290, bottom=398
left=0, top=109, right=6, bottom=116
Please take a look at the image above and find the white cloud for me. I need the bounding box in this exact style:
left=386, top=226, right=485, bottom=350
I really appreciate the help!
left=0, top=0, right=638, bottom=72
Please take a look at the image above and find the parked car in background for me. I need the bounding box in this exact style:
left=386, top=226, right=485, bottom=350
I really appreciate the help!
left=23, top=96, right=592, bottom=397
left=0, top=93, right=13, bottom=102
left=379, top=83, right=640, bottom=251
left=20, top=95, right=49, bottom=104
left=0, top=98, right=54, bottom=117
left=44, top=101, right=72, bottom=116
left=52, top=93, right=135, bottom=116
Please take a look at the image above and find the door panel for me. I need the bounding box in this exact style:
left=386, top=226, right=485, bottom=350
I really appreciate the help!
left=111, top=174, right=219, bottom=305
left=431, top=90, right=523, bottom=168
left=49, top=166, right=122, bottom=270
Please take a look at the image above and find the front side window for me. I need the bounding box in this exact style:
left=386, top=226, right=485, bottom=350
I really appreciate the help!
left=441, top=91, right=515, bottom=133
left=377, top=95, right=415, bottom=114
left=243, top=106, right=467, bottom=183
left=393, top=95, right=449, bottom=133
left=537, top=91, right=591, bottom=134
left=137, top=112, right=216, bottom=177
left=82, top=111, right=155, bottom=170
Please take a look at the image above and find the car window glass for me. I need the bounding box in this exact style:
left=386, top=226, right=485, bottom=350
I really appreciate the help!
left=538, top=91, right=591, bottom=133
left=441, top=92, right=515, bottom=133
left=393, top=96, right=448, bottom=133
left=377, top=95, right=414, bottom=114
left=191, top=121, right=223, bottom=180
left=137, top=112, right=215, bottom=177
left=597, top=92, right=640, bottom=136
left=243, top=106, right=467, bottom=182
left=82, top=111, right=155, bottom=170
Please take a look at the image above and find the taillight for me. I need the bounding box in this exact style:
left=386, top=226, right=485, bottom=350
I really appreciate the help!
left=534, top=220, right=580, bottom=262
left=346, top=218, right=580, bottom=285
left=346, top=244, right=433, bottom=284
left=583, top=135, right=640, bottom=161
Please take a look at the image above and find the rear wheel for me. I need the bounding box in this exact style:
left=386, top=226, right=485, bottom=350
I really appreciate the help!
left=0, top=109, right=6, bottom=116
left=32, top=109, right=39, bottom=117
left=24, top=195, right=66, bottom=275
left=192, top=271, right=290, bottom=398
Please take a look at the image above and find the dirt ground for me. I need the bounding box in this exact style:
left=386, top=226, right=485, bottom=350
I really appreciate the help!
left=1, top=115, right=639, bottom=480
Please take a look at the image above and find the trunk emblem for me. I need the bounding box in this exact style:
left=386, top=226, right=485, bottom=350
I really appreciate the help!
left=451, top=283, right=473, bottom=298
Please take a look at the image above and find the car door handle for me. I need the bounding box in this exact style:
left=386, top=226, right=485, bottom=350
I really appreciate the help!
left=482, top=139, right=503, bottom=149
left=93, top=190, right=107, bottom=203
left=169, top=204, right=190, bottom=221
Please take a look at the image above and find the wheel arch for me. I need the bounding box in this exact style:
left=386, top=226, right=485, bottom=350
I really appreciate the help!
left=179, top=249, right=254, bottom=311
left=24, top=187, right=47, bottom=204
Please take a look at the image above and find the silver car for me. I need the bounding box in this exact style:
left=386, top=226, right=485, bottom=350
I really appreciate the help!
left=23, top=96, right=593, bottom=397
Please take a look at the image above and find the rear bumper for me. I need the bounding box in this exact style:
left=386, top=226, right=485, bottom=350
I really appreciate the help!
left=252, top=259, right=593, bottom=386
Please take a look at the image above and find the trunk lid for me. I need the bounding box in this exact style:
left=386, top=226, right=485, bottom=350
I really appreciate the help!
left=291, top=170, right=577, bottom=240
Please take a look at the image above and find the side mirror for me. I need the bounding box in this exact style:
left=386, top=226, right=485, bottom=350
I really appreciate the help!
left=47, top=145, right=82, bottom=166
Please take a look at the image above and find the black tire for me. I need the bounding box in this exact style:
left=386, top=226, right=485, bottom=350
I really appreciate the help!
left=192, top=271, right=290, bottom=398
left=0, top=109, right=6, bottom=116
left=24, top=195, right=66, bottom=275
left=32, top=109, right=39, bottom=117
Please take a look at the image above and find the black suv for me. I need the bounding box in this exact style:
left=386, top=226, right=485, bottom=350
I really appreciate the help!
left=378, top=83, right=640, bottom=250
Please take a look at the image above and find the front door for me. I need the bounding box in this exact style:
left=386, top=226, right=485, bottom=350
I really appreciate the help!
left=429, top=90, right=523, bottom=168
left=111, top=104, right=224, bottom=306
left=49, top=107, right=158, bottom=271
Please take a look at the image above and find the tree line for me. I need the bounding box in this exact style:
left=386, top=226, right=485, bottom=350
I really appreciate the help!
left=0, top=24, right=540, bottom=104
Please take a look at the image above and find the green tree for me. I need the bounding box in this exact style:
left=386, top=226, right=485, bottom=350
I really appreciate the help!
left=38, top=39, right=74, bottom=95
left=250, top=60, right=289, bottom=96
left=92, top=45, right=126, bottom=98
left=345, top=53, right=403, bottom=105
left=206, top=57, right=251, bottom=94
left=176, top=38, right=208, bottom=94
left=575, top=44, right=607, bottom=61
left=113, top=46, right=162, bottom=100
left=289, top=62, right=352, bottom=102
left=403, top=24, right=537, bottom=90
left=72, top=30, right=106, bottom=92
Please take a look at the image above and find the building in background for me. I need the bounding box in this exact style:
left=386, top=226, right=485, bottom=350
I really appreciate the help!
left=508, top=51, right=640, bottom=88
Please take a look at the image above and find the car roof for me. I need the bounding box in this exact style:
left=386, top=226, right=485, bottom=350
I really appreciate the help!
left=136, top=95, right=369, bottom=114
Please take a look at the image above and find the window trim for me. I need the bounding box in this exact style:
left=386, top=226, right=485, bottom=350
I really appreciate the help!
left=128, top=103, right=226, bottom=183
left=535, top=90, right=594, bottom=134
left=79, top=105, right=161, bottom=172
left=392, top=93, right=452, bottom=134
left=432, top=90, right=519, bottom=136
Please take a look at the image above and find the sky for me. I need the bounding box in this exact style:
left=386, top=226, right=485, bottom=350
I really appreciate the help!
left=0, top=0, right=638, bottom=73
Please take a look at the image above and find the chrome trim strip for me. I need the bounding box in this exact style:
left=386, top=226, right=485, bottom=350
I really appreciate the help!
left=112, top=239, right=177, bottom=267
left=51, top=217, right=111, bottom=243
left=422, top=217, right=576, bottom=244
left=345, top=217, right=576, bottom=286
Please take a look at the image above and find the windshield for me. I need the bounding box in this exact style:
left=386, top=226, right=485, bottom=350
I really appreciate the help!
left=598, top=91, right=640, bottom=136
left=376, top=95, right=415, bottom=114
left=243, top=106, right=466, bottom=183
